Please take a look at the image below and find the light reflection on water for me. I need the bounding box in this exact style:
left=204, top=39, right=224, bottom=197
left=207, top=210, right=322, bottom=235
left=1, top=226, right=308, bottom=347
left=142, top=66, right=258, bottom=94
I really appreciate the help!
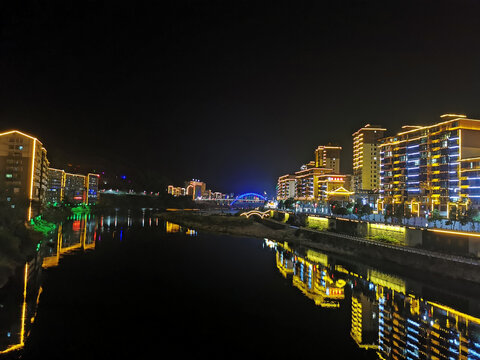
left=268, top=239, right=480, bottom=359
left=0, top=211, right=197, bottom=356
left=1, top=213, right=479, bottom=359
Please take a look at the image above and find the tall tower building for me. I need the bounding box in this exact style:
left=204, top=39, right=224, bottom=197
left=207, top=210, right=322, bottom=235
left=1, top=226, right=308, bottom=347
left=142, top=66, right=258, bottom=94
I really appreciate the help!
left=314, top=145, right=342, bottom=173
left=352, top=124, right=386, bottom=193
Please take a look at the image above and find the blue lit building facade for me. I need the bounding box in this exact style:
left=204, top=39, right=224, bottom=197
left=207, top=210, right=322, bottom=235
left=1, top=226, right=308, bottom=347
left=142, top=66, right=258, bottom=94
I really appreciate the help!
left=378, top=114, right=480, bottom=217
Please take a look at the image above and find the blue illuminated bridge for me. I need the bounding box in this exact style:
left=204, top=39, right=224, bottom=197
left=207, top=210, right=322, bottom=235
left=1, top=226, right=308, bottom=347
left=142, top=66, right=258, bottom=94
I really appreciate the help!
left=196, top=192, right=267, bottom=207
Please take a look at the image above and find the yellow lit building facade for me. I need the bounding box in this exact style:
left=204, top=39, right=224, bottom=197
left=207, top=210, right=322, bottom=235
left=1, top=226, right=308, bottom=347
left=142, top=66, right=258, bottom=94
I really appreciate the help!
left=353, top=124, right=386, bottom=193
left=46, top=168, right=66, bottom=204
left=276, top=174, right=296, bottom=200
left=185, top=179, right=206, bottom=200
left=0, top=130, right=49, bottom=215
left=315, top=145, right=342, bottom=174
left=277, top=145, right=353, bottom=204
left=379, top=114, right=480, bottom=216
left=294, top=164, right=330, bottom=201
left=317, top=174, right=354, bottom=203
left=167, top=185, right=185, bottom=197
left=46, top=169, right=99, bottom=206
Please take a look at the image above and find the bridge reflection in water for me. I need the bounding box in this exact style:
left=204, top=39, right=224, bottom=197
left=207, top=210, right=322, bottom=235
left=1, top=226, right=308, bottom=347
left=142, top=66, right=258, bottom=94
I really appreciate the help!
left=267, top=239, right=480, bottom=359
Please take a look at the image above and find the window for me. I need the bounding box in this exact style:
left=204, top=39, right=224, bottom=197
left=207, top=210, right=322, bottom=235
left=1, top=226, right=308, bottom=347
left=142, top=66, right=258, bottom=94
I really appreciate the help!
left=5, top=174, right=12, bottom=178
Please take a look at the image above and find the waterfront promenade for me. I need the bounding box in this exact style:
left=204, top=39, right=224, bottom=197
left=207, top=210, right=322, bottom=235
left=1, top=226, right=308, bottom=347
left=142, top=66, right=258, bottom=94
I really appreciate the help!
left=292, top=206, right=480, bottom=233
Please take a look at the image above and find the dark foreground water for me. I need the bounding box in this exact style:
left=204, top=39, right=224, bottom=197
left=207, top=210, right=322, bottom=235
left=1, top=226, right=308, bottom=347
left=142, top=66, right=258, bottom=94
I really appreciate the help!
left=1, top=212, right=480, bottom=359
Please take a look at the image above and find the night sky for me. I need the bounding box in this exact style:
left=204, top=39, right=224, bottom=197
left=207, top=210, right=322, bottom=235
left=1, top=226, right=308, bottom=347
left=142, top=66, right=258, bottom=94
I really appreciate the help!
left=1, top=0, right=480, bottom=196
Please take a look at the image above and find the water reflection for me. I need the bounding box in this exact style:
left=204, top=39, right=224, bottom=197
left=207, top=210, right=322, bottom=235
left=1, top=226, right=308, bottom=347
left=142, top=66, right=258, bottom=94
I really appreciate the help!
left=165, top=221, right=197, bottom=236
left=0, top=210, right=169, bottom=356
left=268, top=239, right=480, bottom=359
left=0, top=262, right=42, bottom=355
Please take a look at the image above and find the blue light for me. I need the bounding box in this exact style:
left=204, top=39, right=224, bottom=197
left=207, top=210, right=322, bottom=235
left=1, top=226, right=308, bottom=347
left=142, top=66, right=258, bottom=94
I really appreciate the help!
left=407, top=326, right=419, bottom=335
left=230, top=192, right=267, bottom=205
left=407, top=318, right=420, bottom=327
left=407, top=334, right=419, bottom=343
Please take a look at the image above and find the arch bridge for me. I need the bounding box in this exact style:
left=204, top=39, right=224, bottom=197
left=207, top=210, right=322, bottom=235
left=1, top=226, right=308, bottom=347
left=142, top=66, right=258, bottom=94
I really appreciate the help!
left=240, top=210, right=271, bottom=219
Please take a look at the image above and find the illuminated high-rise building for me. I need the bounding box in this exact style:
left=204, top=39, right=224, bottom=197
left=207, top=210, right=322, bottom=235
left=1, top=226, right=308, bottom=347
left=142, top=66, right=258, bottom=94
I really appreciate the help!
left=294, top=164, right=331, bottom=202
left=352, top=124, right=386, bottom=193
left=0, top=130, right=49, bottom=216
left=315, top=145, right=342, bottom=173
left=46, top=168, right=66, bottom=204
left=64, top=173, right=86, bottom=204
left=276, top=174, right=296, bottom=200
left=379, top=114, right=480, bottom=216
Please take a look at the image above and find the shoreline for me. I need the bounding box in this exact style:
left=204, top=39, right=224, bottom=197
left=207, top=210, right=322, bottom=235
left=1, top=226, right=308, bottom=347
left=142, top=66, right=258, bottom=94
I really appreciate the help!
left=157, top=211, right=480, bottom=285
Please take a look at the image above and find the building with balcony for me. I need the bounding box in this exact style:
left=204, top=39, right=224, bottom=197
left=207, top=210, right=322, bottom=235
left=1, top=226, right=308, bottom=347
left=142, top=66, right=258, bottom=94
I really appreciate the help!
left=378, top=114, right=480, bottom=217
left=276, top=174, right=296, bottom=200
left=46, top=168, right=66, bottom=205
left=294, top=164, right=331, bottom=202
left=352, top=124, right=386, bottom=193
left=0, top=130, right=49, bottom=218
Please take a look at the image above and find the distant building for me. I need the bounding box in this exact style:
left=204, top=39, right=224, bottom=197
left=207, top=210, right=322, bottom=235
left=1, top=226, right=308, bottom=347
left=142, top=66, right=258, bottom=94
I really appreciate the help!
left=87, top=173, right=100, bottom=205
left=64, top=173, right=86, bottom=204
left=0, top=130, right=49, bottom=218
left=167, top=185, right=185, bottom=197
left=46, top=168, right=66, bottom=204
left=46, top=169, right=99, bottom=206
left=185, top=180, right=206, bottom=200
left=315, top=145, right=342, bottom=174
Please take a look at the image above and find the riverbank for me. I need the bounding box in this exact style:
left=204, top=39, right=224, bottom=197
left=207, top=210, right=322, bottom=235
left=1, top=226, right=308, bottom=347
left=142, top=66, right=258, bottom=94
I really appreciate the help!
left=158, top=211, right=480, bottom=284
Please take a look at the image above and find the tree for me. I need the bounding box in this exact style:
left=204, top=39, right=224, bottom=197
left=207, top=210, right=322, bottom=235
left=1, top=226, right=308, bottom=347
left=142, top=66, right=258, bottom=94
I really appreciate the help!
left=393, top=203, right=405, bottom=224
left=277, top=200, right=284, bottom=210
left=284, top=198, right=295, bottom=210
left=448, top=207, right=458, bottom=229
left=360, top=204, right=372, bottom=220
left=429, top=209, right=442, bottom=228
left=384, top=204, right=393, bottom=223
left=465, top=207, right=478, bottom=229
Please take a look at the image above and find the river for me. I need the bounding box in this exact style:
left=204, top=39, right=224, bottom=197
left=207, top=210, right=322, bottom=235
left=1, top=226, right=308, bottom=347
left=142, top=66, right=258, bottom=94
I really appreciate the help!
left=0, top=210, right=479, bottom=359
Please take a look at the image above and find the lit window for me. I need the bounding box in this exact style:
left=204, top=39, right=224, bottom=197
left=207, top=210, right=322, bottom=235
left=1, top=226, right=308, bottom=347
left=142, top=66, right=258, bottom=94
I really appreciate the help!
left=5, top=174, right=12, bottom=178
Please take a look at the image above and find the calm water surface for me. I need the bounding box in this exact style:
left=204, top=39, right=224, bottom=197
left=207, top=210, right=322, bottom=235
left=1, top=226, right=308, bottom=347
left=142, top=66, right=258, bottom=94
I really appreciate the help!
left=0, top=211, right=479, bottom=359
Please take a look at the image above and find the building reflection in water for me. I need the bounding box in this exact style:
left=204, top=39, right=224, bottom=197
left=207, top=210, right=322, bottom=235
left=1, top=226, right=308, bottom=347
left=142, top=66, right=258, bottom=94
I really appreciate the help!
left=165, top=221, right=197, bottom=236
left=267, top=239, right=480, bottom=360
left=0, top=211, right=169, bottom=355
left=0, top=262, right=43, bottom=355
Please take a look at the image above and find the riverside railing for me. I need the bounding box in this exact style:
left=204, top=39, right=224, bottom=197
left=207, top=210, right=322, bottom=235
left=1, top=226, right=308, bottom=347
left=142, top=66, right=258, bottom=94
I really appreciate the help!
left=289, top=206, right=480, bottom=233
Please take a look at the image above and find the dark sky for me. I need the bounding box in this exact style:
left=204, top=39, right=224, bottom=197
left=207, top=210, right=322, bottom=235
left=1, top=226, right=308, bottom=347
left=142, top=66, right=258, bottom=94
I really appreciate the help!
left=1, top=0, right=480, bottom=196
